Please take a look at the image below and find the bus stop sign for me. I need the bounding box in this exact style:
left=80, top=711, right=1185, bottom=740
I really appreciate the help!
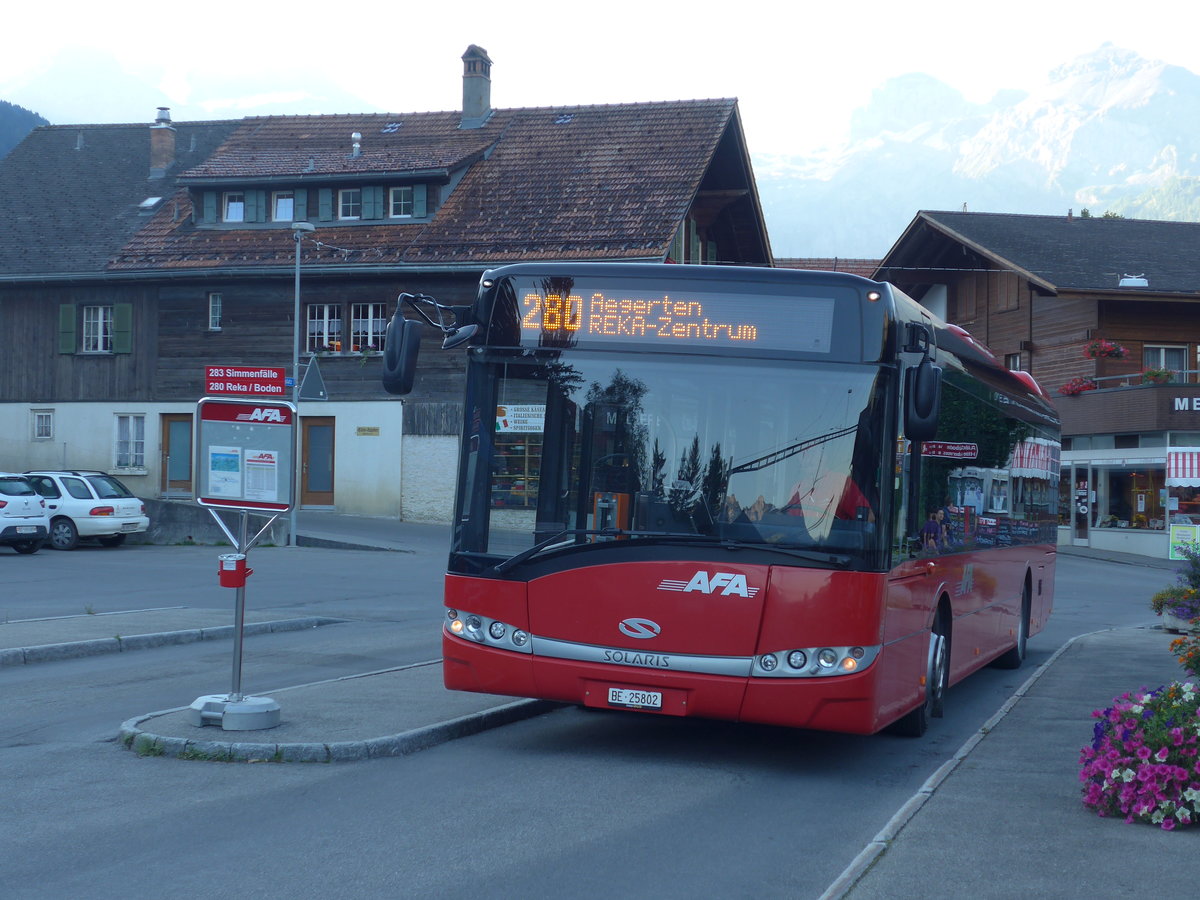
left=195, top=397, right=297, bottom=512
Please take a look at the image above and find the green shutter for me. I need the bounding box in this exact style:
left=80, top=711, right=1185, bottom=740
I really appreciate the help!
left=246, top=190, right=267, bottom=223
left=318, top=189, right=333, bottom=221
left=362, top=186, right=383, bottom=219
left=293, top=188, right=309, bottom=222
left=202, top=192, right=217, bottom=224
left=413, top=183, right=427, bottom=218
left=112, top=303, right=133, bottom=354
left=58, top=304, right=77, bottom=354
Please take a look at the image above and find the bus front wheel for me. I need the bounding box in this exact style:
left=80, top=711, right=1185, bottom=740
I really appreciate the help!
left=891, top=618, right=948, bottom=737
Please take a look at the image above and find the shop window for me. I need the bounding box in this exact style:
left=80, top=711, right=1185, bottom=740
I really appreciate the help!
left=1092, top=465, right=1165, bottom=531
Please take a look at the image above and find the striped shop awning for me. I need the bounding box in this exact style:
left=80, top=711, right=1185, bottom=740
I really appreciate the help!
left=1167, top=449, right=1200, bottom=487
left=1008, top=438, right=1060, bottom=480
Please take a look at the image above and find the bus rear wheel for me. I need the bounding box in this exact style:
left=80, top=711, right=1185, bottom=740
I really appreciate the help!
left=992, top=578, right=1031, bottom=670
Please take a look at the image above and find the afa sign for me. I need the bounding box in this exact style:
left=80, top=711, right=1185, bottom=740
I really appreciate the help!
left=195, top=398, right=296, bottom=512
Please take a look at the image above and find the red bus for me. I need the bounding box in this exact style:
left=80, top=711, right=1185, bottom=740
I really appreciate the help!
left=383, top=264, right=1060, bottom=736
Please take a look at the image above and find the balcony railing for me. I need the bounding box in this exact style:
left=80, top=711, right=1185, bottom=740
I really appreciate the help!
left=1091, top=370, right=1194, bottom=389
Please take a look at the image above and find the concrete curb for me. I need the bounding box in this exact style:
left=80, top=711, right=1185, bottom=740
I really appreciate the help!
left=118, top=695, right=560, bottom=763
left=816, top=629, right=1109, bottom=900
left=0, top=616, right=345, bottom=667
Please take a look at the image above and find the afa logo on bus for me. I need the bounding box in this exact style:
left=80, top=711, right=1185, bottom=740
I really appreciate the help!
left=657, top=571, right=760, bottom=597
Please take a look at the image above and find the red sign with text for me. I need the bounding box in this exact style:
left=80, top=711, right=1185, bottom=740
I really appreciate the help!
left=205, top=366, right=287, bottom=397
left=922, top=441, right=979, bottom=459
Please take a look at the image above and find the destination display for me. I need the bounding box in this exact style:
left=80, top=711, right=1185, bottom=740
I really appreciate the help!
left=517, top=289, right=837, bottom=353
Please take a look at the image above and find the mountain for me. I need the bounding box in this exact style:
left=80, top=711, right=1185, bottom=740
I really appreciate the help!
left=0, top=100, right=47, bottom=159
left=755, top=45, right=1200, bottom=258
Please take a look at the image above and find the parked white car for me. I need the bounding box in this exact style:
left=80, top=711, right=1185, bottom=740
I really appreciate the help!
left=25, top=470, right=150, bottom=550
left=0, top=473, right=50, bottom=553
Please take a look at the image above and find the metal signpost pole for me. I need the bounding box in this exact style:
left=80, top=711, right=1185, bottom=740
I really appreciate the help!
left=290, top=222, right=314, bottom=547
left=229, top=509, right=249, bottom=701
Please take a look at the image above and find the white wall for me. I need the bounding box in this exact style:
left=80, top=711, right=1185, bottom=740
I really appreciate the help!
left=401, top=435, right=458, bottom=523
left=0, top=400, right=419, bottom=519
left=319, top=401, right=405, bottom=516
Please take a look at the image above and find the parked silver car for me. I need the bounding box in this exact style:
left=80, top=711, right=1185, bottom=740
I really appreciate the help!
left=0, top=473, right=50, bottom=553
left=25, top=470, right=149, bottom=550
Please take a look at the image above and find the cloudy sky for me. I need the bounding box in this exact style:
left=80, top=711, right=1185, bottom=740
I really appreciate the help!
left=4, top=0, right=1198, bottom=156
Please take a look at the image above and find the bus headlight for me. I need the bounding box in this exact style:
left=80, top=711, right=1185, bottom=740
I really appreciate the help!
left=751, top=645, right=881, bottom=678
left=444, top=609, right=533, bottom=654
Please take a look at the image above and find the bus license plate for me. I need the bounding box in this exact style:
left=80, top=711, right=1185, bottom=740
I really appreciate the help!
left=607, top=687, right=662, bottom=709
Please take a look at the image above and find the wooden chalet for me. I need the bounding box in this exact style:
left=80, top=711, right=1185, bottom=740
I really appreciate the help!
left=877, top=209, right=1200, bottom=557
left=0, top=46, right=772, bottom=522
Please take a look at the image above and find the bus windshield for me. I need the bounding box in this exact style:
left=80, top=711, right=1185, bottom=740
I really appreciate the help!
left=453, top=351, right=891, bottom=569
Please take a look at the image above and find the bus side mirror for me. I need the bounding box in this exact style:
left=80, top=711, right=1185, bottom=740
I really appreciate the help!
left=904, top=358, right=942, bottom=442
left=381, top=316, right=423, bottom=395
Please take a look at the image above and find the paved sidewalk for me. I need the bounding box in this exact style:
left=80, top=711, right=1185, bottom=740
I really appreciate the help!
left=828, top=625, right=1190, bottom=899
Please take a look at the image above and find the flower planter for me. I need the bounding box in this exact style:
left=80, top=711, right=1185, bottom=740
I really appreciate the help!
left=1162, top=611, right=1200, bottom=634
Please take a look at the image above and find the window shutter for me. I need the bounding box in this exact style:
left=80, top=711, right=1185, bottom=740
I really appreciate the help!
left=318, top=189, right=333, bottom=221
left=246, top=190, right=267, bottom=223
left=362, top=186, right=383, bottom=219
left=294, top=188, right=309, bottom=222
left=112, top=303, right=133, bottom=354
left=58, top=304, right=77, bottom=354
left=202, top=192, right=217, bottom=224
left=413, top=183, right=427, bottom=218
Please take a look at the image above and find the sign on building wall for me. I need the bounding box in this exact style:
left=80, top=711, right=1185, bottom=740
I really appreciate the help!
left=205, top=366, right=288, bottom=397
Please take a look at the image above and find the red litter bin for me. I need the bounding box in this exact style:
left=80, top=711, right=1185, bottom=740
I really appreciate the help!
left=217, top=553, right=253, bottom=588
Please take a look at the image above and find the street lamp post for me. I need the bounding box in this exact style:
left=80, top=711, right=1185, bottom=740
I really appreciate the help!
left=290, top=221, right=315, bottom=547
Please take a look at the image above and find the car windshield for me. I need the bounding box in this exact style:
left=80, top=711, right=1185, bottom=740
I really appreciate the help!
left=454, top=352, right=891, bottom=568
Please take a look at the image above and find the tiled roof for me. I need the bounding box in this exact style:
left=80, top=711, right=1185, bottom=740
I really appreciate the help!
left=0, top=99, right=744, bottom=275
left=0, top=121, right=240, bottom=277
left=178, top=112, right=495, bottom=179
left=882, top=211, right=1200, bottom=294
left=774, top=258, right=881, bottom=279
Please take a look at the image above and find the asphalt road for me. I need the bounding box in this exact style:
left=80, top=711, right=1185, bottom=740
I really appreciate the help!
left=0, top=546, right=1167, bottom=899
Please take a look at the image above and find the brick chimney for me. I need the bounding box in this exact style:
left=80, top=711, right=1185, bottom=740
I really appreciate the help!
left=150, top=107, right=175, bottom=179
left=460, top=45, right=493, bottom=129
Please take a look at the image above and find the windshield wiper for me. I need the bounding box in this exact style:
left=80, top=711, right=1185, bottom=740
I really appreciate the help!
left=490, top=528, right=627, bottom=574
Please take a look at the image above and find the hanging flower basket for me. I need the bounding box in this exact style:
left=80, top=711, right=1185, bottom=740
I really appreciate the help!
left=1142, top=367, right=1172, bottom=384
left=1084, top=338, right=1128, bottom=359
left=1059, top=377, right=1097, bottom=396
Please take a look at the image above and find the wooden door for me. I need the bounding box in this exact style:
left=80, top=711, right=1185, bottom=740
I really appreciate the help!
left=301, top=416, right=335, bottom=507
left=161, top=413, right=193, bottom=495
